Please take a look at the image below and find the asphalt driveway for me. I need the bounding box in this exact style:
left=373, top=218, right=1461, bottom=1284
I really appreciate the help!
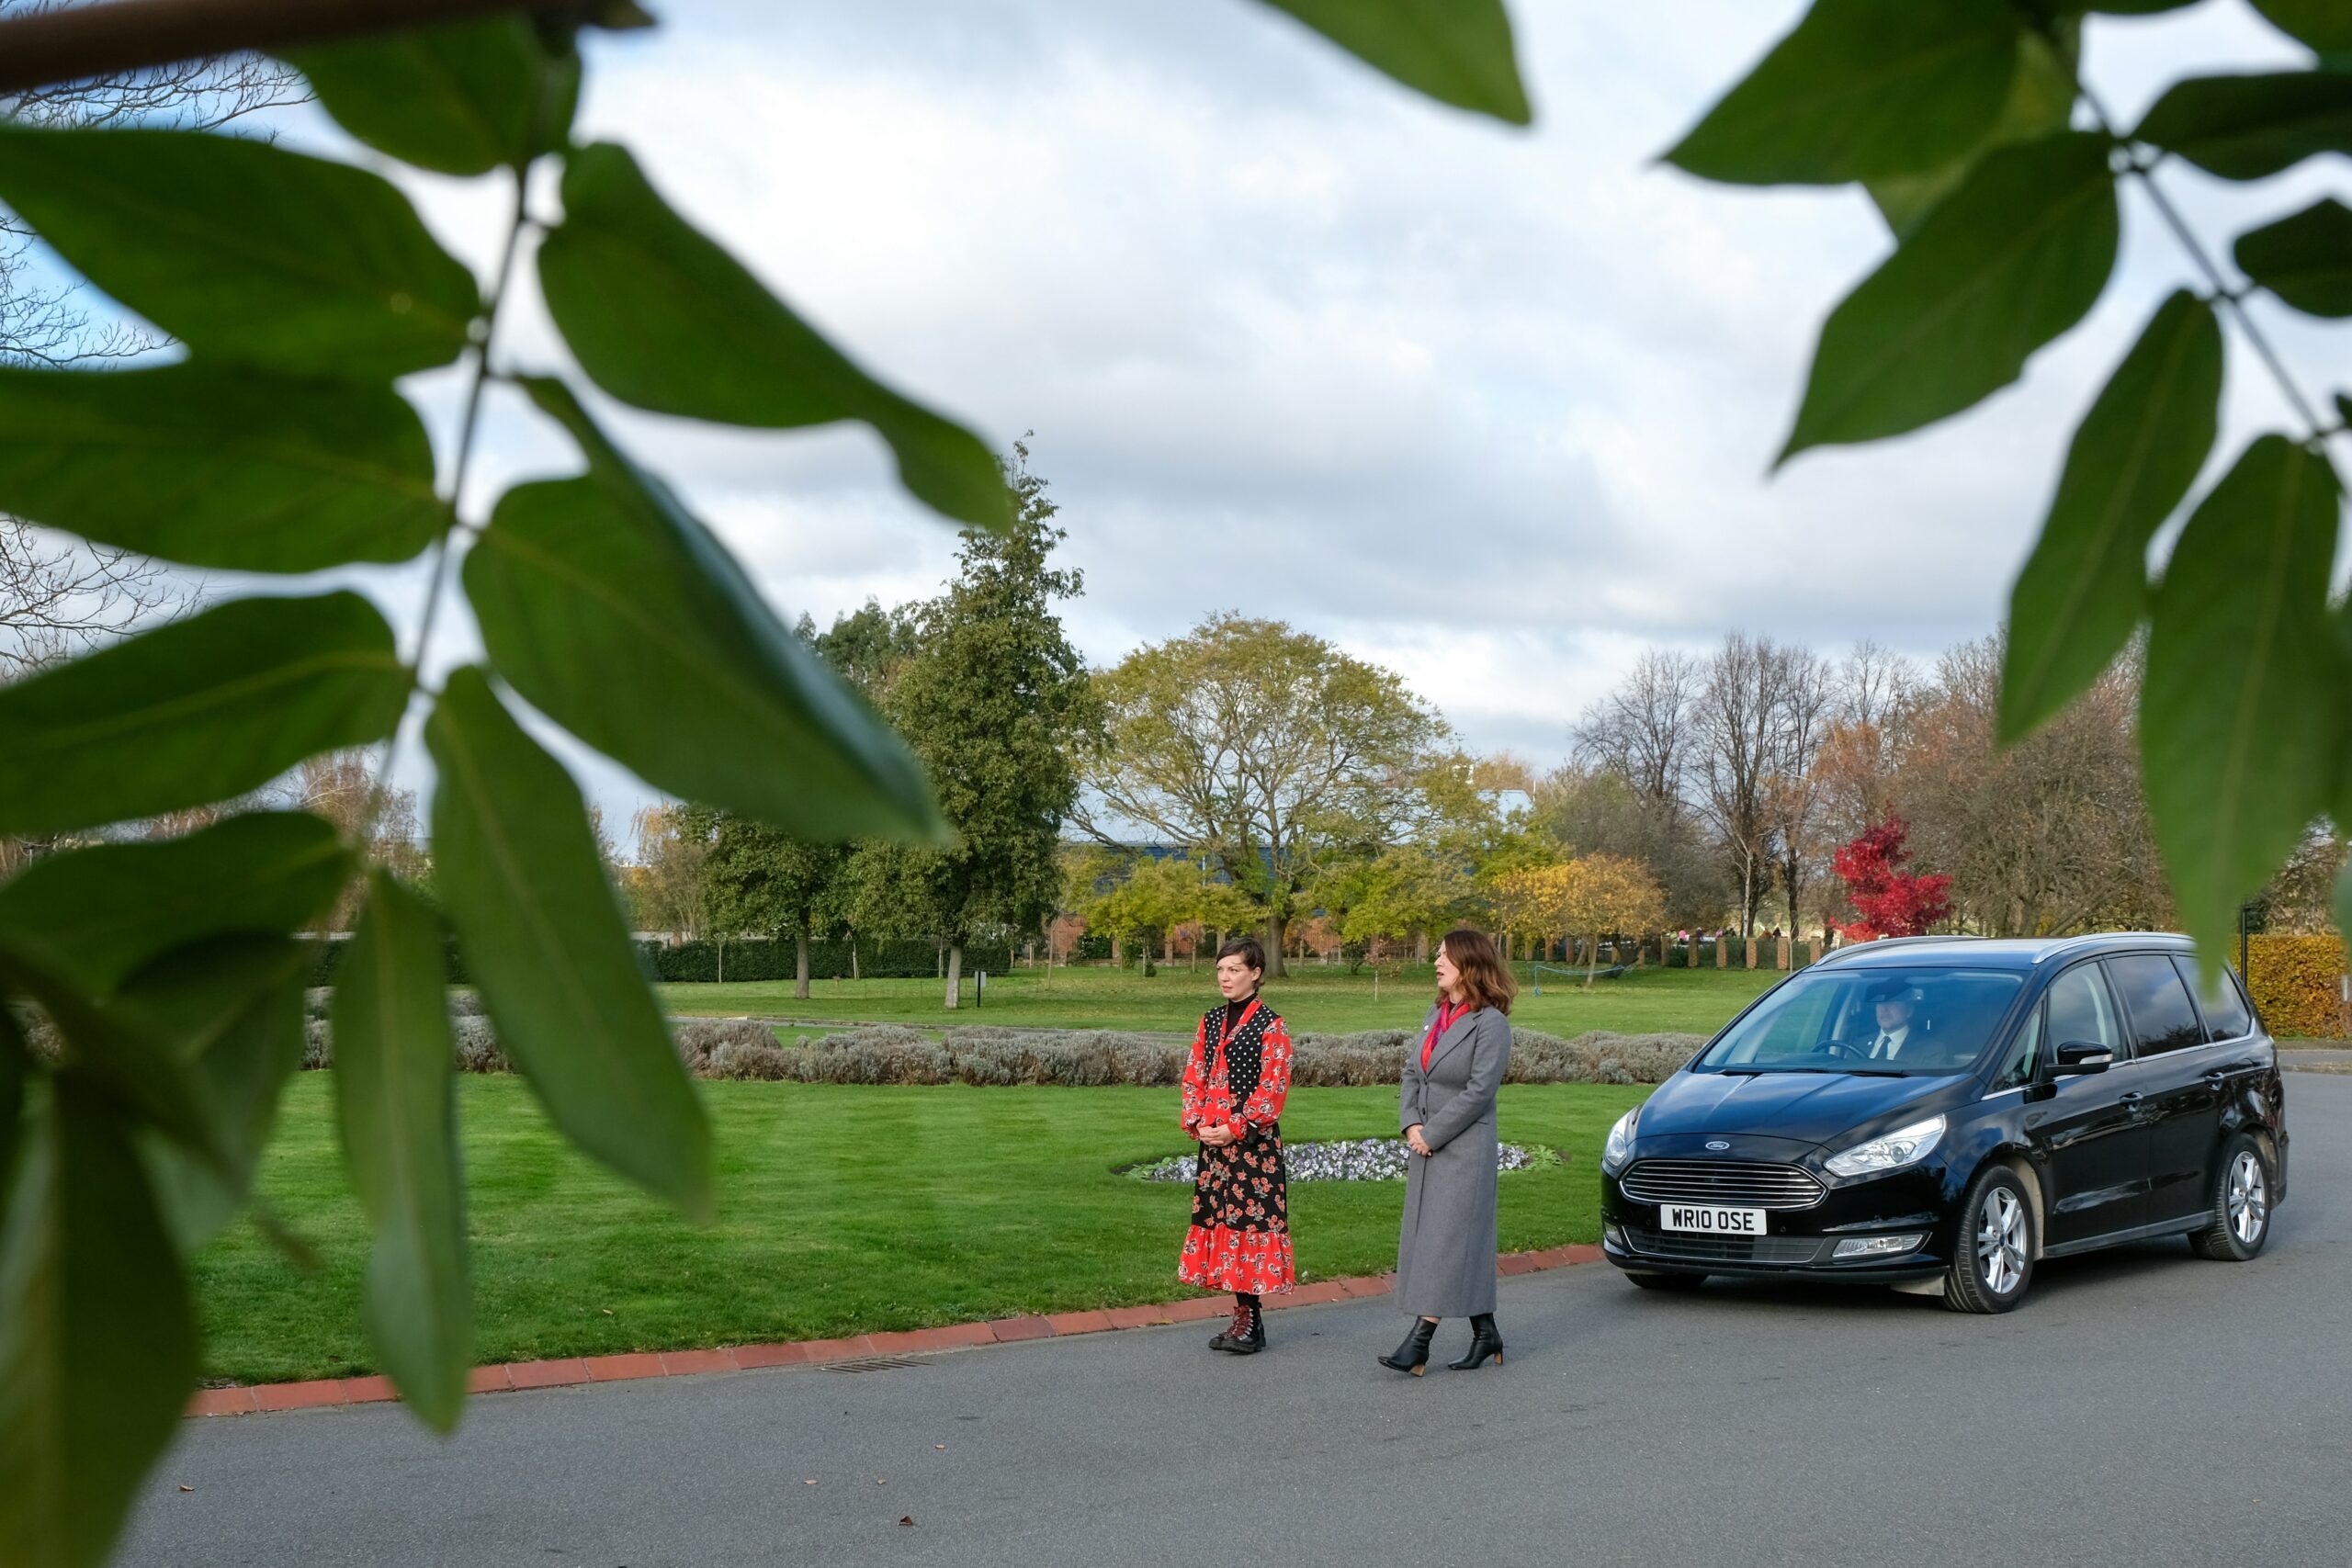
left=123, top=1075, right=2352, bottom=1568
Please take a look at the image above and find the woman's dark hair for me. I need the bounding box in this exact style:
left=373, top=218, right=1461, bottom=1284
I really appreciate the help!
left=1216, top=935, right=1266, bottom=976
left=1438, top=928, right=1516, bottom=1015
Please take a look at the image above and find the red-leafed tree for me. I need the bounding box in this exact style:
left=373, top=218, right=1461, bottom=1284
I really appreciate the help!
left=1833, top=817, right=1951, bottom=941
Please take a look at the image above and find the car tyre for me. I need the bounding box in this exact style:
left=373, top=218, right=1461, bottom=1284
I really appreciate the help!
left=1942, top=1166, right=2034, bottom=1314
left=2188, top=1134, right=2272, bottom=1261
left=1625, top=1270, right=1706, bottom=1292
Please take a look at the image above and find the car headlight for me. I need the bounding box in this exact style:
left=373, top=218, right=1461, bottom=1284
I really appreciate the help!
left=1823, top=1114, right=1946, bottom=1179
left=1602, top=1108, right=1639, bottom=1173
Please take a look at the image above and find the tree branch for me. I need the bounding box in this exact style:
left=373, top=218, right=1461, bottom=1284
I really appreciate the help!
left=0, top=0, right=628, bottom=96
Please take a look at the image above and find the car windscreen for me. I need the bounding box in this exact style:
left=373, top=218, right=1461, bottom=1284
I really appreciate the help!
left=1692, top=967, right=2026, bottom=1077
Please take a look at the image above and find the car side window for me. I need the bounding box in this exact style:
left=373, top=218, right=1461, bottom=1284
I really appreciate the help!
left=1993, top=1006, right=2044, bottom=1090
left=2174, top=955, right=2254, bottom=1042
left=2045, top=964, right=2124, bottom=1059
left=2106, top=954, right=2206, bottom=1056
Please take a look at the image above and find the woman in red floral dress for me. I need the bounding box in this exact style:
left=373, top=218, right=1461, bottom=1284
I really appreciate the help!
left=1177, top=935, right=1296, bottom=1353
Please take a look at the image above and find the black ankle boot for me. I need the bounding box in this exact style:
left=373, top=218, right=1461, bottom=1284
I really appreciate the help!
left=1379, top=1318, right=1438, bottom=1375
left=1448, top=1314, right=1504, bottom=1370
left=1225, top=1295, right=1266, bottom=1355
left=1207, top=1296, right=1250, bottom=1352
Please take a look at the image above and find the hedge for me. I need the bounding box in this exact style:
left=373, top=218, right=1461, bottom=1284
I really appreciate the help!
left=2245, top=934, right=2347, bottom=1039
left=638, top=937, right=1017, bottom=983
left=294, top=936, right=1022, bottom=987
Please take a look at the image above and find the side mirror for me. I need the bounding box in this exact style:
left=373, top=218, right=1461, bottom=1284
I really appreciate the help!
left=2055, top=1042, right=2114, bottom=1076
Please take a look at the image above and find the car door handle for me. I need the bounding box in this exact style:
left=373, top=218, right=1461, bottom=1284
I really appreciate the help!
left=2118, top=1091, right=2144, bottom=1117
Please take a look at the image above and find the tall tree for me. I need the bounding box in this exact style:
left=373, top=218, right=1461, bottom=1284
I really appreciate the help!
left=859, top=441, right=1096, bottom=1006
left=1693, top=633, right=1792, bottom=935
left=1075, top=614, right=1447, bottom=976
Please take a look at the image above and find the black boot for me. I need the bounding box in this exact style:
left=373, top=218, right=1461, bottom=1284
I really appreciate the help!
left=1224, top=1293, right=1266, bottom=1355
left=1379, top=1317, right=1438, bottom=1375
left=1447, top=1314, right=1504, bottom=1371
left=1207, top=1295, right=1250, bottom=1352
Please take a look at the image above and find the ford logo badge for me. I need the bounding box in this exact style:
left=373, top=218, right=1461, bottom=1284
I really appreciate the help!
left=1705, top=1140, right=1731, bottom=1151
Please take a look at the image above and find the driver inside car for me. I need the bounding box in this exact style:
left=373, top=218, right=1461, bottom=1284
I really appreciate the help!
left=1865, top=982, right=1923, bottom=1060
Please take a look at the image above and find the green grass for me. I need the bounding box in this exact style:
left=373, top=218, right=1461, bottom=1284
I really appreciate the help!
left=195, top=1074, right=1646, bottom=1384
left=659, top=961, right=1779, bottom=1038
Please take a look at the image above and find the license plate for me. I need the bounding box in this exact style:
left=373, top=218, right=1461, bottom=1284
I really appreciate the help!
left=1657, top=1203, right=1767, bottom=1236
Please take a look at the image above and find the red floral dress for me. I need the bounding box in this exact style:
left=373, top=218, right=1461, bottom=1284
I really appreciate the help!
left=1177, top=996, right=1296, bottom=1295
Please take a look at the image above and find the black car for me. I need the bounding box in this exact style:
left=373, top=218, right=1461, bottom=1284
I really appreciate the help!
left=1600, top=934, right=2287, bottom=1313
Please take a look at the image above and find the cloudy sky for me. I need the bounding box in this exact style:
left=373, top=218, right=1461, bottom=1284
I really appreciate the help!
left=247, top=2, right=2335, bottom=832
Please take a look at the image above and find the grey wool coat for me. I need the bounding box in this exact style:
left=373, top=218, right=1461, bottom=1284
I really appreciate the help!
left=1396, top=1003, right=1512, bottom=1317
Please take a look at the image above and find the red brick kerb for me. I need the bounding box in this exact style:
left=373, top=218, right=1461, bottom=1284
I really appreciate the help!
left=187, top=1244, right=1604, bottom=1418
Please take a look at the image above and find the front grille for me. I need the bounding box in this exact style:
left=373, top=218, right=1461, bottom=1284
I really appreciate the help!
left=1625, top=1226, right=1821, bottom=1264
left=1621, top=1158, right=1824, bottom=1210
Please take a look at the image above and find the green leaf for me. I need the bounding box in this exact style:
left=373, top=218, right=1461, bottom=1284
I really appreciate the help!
left=0, top=125, right=479, bottom=379
left=0, top=592, right=410, bottom=836
left=287, top=16, right=579, bottom=176
left=470, top=378, right=944, bottom=842
left=0, top=365, right=442, bottom=572
left=1781, top=130, right=2117, bottom=461
left=424, top=668, right=710, bottom=1217
left=2135, top=70, right=2352, bottom=181
left=1668, top=0, right=2023, bottom=186
left=333, top=872, right=469, bottom=1430
left=2250, top=0, right=2352, bottom=57
left=2234, top=197, right=2352, bottom=318
left=1248, top=0, right=1531, bottom=124
left=0, top=952, right=238, bottom=1179
left=2143, top=436, right=2342, bottom=971
left=0, top=1079, right=197, bottom=1568
left=1869, top=21, right=2079, bottom=240
left=0, top=814, right=348, bottom=997
left=0, top=1011, right=23, bottom=1204
left=120, top=936, right=307, bottom=1254
left=2000, top=291, right=2222, bottom=742
left=537, top=142, right=1010, bottom=533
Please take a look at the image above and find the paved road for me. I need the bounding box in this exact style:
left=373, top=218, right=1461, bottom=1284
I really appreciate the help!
left=126, top=1077, right=2352, bottom=1568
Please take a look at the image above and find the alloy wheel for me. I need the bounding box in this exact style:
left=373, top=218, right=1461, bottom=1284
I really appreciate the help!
left=2227, top=1150, right=2268, bottom=1247
left=1976, top=1187, right=2027, bottom=1295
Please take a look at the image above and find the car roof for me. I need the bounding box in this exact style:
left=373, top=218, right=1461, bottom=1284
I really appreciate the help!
left=1808, top=932, right=2195, bottom=972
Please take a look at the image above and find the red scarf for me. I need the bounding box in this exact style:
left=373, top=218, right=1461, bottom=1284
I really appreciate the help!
left=1421, top=999, right=1470, bottom=1071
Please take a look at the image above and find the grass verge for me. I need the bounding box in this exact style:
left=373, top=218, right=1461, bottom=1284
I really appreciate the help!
left=196, top=1075, right=1645, bottom=1384
left=659, top=962, right=1778, bottom=1037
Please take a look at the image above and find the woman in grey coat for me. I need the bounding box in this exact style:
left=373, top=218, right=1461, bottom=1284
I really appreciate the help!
left=1381, top=927, right=1515, bottom=1375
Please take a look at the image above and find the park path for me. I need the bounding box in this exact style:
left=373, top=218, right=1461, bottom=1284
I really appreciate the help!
left=123, top=1075, right=2352, bottom=1568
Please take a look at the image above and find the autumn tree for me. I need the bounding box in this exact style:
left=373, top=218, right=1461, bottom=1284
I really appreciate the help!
left=1832, top=817, right=1951, bottom=942
left=627, top=803, right=711, bottom=941
left=1076, top=615, right=1446, bottom=976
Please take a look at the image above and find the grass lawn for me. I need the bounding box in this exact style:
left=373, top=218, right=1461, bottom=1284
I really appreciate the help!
left=659, top=961, right=1780, bottom=1038
left=195, top=1074, right=1647, bottom=1384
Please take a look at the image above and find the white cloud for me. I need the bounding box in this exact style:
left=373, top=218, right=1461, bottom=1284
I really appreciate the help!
left=240, top=0, right=2344, bottom=828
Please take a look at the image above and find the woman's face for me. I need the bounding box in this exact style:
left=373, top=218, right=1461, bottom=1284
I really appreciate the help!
left=1216, top=953, right=1261, bottom=1001
left=1434, top=943, right=1460, bottom=997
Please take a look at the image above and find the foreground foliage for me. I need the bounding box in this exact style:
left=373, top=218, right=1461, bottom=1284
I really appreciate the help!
left=0, top=6, right=1531, bottom=1562
left=1671, top=0, right=2352, bottom=975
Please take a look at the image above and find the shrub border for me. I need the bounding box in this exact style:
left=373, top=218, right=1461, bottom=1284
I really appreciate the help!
left=185, top=1243, right=1603, bottom=1417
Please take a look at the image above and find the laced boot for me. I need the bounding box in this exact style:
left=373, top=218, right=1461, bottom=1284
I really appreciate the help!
left=1378, top=1317, right=1439, bottom=1375
left=1447, top=1313, right=1504, bottom=1370
left=1225, top=1293, right=1266, bottom=1355
left=1207, top=1295, right=1251, bottom=1352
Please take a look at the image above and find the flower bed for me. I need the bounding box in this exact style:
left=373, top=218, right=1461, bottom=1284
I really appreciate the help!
left=1122, top=1139, right=1560, bottom=1183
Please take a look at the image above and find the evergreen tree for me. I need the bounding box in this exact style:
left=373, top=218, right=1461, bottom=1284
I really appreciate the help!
left=854, top=440, right=1098, bottom=1006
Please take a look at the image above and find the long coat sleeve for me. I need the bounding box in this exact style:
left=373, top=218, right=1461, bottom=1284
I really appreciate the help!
left=1395, top=1004, right=1511, bottom=1316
